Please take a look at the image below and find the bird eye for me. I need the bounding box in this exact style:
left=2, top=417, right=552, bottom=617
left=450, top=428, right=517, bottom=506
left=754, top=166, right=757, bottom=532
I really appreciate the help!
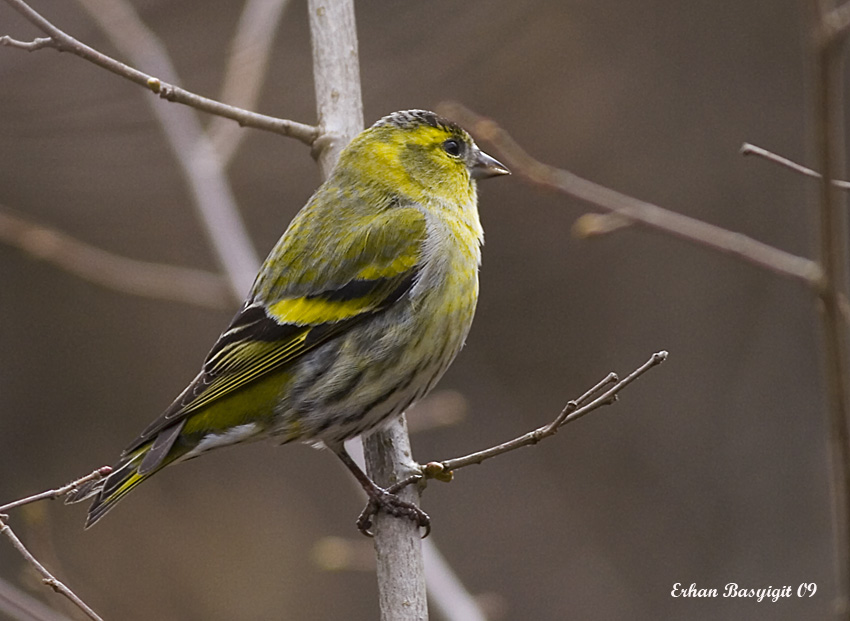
left=442, top=139, right=464, bottom=158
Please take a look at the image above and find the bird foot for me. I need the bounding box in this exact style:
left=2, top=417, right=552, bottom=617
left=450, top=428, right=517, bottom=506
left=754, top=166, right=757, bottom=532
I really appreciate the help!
left=356, top=478, right=430, bottom=538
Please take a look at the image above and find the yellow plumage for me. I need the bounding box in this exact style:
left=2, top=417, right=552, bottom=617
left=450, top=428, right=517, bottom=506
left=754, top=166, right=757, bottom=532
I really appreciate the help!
left=67, top=109, right=509, bottom=532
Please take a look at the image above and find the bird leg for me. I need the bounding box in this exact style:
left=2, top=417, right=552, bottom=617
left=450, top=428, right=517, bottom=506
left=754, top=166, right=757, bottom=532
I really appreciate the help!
left=333, top=446, right=431, bottom=537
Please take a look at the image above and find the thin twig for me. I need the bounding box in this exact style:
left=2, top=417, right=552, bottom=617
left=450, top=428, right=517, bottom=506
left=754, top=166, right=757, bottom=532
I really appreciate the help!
left=424, top=352, right=667, bottom=476
left=0, top=469, right=112, bottom=621
left=1, top=0, right=318, bottom=145
left=3, top=0, right=265, bottom=300
left=0, top=468, right=111, bottom=514
left=0, top=574, right=75, bottom=621
left=75, top=0, right=262, bottom=297
left=741, top=142, right=850, bottom=190
left=208, top=0, right=292, bottom=165
left=439, top=102, right=822, bottom=288
left=0, top=207, right=232, bottom=310
left=0, top=34, right=52, bottom=50
left=0, top=522, right=102, bottom=621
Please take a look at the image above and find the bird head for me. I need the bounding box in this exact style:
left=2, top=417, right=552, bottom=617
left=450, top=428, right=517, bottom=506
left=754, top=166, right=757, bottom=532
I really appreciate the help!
left=339, top=109, right=509, bottom=206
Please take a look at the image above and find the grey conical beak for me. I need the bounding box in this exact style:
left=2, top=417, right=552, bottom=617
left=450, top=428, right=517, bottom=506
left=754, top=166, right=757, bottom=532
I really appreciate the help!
left=471, top=149, right=510, bottom=179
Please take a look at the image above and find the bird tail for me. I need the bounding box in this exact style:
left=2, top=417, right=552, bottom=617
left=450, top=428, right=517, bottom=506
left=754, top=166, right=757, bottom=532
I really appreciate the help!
left=66, top=421, right=187, bottom=528
left=65, top=445, right=155, bottom=528
left=65, top=445, right=166, bottom=529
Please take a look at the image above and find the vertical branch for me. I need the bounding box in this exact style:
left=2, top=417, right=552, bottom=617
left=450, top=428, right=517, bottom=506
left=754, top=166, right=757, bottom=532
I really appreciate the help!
left=810, top=1, right=850, bottom=617
left=306, top=1, right=428, bottom=618
left=362, top=419, right=429, bottom=620
left=308, top=0, right=363, bottom=177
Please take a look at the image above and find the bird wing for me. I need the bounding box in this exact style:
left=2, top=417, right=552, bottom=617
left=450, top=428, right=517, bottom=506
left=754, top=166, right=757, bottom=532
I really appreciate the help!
left=123, top=204, right=427, bottom=455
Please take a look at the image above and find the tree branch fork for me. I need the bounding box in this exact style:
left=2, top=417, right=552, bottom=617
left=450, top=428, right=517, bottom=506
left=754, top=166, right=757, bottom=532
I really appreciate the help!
left=1, top=0, right=319, bottom=145
left=15, top=0, right=837, bottom=614
left=2, top=0, right=842, bottom=316
left=0, top=467, right=112, bottom=621
left=1, top=350, right=666, bottom=617
left=425, top=350, right=668, bottom=479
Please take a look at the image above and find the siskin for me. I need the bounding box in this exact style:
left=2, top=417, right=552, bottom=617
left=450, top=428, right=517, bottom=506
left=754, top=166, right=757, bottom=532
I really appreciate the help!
left=67, top=109, right=509, bottom=534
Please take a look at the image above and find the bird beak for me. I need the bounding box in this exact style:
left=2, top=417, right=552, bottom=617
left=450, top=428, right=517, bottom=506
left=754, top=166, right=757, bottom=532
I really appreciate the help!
left=470, top=149, right=510, bottom=179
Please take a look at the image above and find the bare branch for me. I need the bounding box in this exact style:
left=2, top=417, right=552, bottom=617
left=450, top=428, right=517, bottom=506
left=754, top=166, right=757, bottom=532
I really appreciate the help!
left=2, top=0, right=318, bottom=145
left=422, top=541, right=489, bottom=621
left=0, top=575, right=75, bottom=621
left=0, top=468, right=111, bottom=514
left=425, top=352, right=667, bottom=476
left=306, top=0, right=429, bottom=616
left=439, top=102, right=822, bottom=288
left=0, top=206, right=233, bottom=309
left=75, top=0, right=262, bottom=296
left=0, top=521, right=102, bottom=621
left=209, top=0, right=293, bottom=165
left=741, top=142, right=850, bottom=190
left=308, top=0, right=364, bottom=178
left=3, top=0, right=269, bottom=299
left=0, top=34, right=52, bottom=50
left=0, top=469, right=112, bottom=621
left=809, top=1, right=850, bottom=615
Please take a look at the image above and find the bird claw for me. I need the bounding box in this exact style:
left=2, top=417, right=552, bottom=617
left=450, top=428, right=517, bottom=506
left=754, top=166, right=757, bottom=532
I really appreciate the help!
left=356, top=487, right=431, bottom=538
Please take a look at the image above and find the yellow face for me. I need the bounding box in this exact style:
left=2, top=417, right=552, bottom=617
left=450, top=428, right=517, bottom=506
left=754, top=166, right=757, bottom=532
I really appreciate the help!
left=341, top=111, right=480, bottom=207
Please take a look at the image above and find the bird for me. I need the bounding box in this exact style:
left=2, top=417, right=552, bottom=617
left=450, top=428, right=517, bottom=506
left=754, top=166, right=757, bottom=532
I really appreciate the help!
left=66, top=109, right=509, bottom=535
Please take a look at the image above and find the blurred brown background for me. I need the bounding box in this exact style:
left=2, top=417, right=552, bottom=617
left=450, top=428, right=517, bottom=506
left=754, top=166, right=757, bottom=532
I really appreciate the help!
left=0, top=1, right=832, bottom=619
